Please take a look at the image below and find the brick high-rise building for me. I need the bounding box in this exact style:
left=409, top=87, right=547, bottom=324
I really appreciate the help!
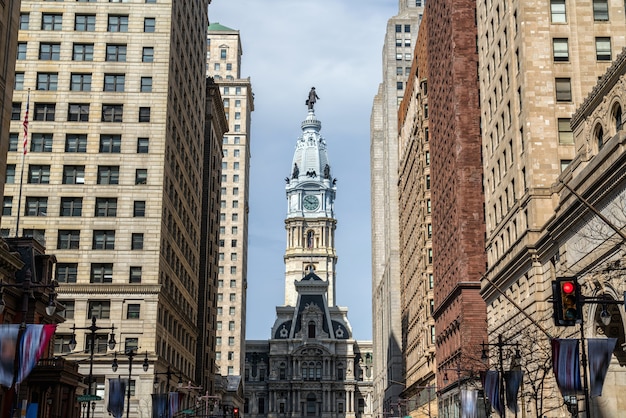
left=206, top=22, right=254, bottom=379
left=425, top=0, right=488, bottom=415
left=1, top=1, right=223, bottom=416
left=370, top=1, right=423, bottom=416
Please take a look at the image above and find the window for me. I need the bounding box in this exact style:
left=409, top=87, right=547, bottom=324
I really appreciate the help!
left=2, top=197, right=12, bottom=216
left=135, top=169, right=147, bottom=184
left=229, top=307, right=235, bottom=315
left=131, top=233, right=144, bottom=250
left=25, top=197, right=47, bottom=216
left=8, top=133, right=19, bottom=153
left=137, top=138, right=149, bottom=153
left=220, top=49, right=227, bottom=59
left=142, top=47, right=154, bottom=62
left=91, top=263, right=113, bottom=283
left=138, top=107, right=151, bottom=122
left=555, top=78, right=572, bottom=102
left=70, top=73, right=92, bottom=91
left=62, top=165, right=85, bottom=184
left=108, top=15, right=128, bottom=32
left=140, top=77, right=153, bottom=93
left=14, top=73, right=24, bottom=90
left=57, top=230, right=80, bottom=249
left=31, top=133, right=53, bottom=152
left=20, top=13, right=29, bottom=30
left=104, top=74, right=125, bottom=91
left=560, top=160, right=572, bottom=172
left=102, top=105, right=123, bottom=122
left=65, top=134, right=87, bottom=152
left=73, top=43, right=94, bottom=61
left=97, top=166, right=120, bottom=184
left=127, top=304, right=140, bottom=319
left=28, top=165, right=50, bottom=184
left=143, top=17, right=155, bottom=32
left=550, top=0, right=566, bottom=23
left=6, top=165, right=16, bottom=184
left=37, top=73, right=58, bottom=90
left=75, top=14, right=95, bottom=31
left=558, top=118, right=573, bottom=143
left=33, top=104, right=55, bottom=122
left=17, top=43, right=27, bottom=60
left=596, top=37, right=611, bottom=61
left=59, top=301, right=74, bottom=319
left=68, top=104, right=89, bottom=121
left=133, top=201, right=145, bottom=217
left=100, top=135, right=121, bottom=152
left=553, top=38, right=568, bottom=61
left=88, top=301, right=111, bottom=319
left=125, top=338, right=138, bottom=352
left=129, top=266, right=142, bottom=283
left=11, top=103, right=20, bottom=121
left=106, top=44, right=127, bottom=62
left=60, top=197, right=82, bottom=216
left=593, top=0, right=609, bottom=21
left=93, top=230, right=115, bottom=250
left=54, top=335, right=73, bottom=354
left=39, top=43, right=60, bottom=60
left=95, top=198, right=117, bottom=217
left=42, top=13, right=63, bottom=30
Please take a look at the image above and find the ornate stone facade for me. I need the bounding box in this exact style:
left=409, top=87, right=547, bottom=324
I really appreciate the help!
left=244, top=107, right=373, bottom=418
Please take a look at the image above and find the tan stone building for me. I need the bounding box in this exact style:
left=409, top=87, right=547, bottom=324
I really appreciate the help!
left=207, top=21, right=254, bottom=379
left=478, top=1, right=626, bottom=416
left=370, top=2, right=423, bottom=416
left=397, top=12, right=437, bottom=418
left=1, top=1, right=222, bottom=416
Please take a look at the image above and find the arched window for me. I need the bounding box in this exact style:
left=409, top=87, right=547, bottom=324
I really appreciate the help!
left=308, top=321, right=316, bottom=338
left=596, top=124, right=604, bottom=150
left=613, top=103, right=623, bottom=133
left=306, top=230, right=314, bottom=248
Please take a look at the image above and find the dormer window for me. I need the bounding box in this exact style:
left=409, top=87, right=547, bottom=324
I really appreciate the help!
left=308, top=321, right=316, bottom=338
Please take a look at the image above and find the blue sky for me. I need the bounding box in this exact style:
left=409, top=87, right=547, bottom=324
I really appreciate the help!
left=208, top=0, right=398, bottom=340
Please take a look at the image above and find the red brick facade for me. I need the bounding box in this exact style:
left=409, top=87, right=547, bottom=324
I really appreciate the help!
left=426, top=0, right=488, bottom=390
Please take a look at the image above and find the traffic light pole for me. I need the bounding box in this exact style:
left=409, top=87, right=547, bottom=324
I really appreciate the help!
left=578, top=320, right=591, bottom=418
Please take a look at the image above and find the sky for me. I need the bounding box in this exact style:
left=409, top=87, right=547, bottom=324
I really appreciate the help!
left=208, top=0, right=398, bottom=340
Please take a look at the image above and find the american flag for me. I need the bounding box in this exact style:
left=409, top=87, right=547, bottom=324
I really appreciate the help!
left=22, top=91, right=30, bottom=155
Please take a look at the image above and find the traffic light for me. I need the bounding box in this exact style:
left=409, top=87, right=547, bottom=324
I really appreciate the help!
left=233, top=407, right=239, bottom=418
left=553, top=278, right=582, bottom=326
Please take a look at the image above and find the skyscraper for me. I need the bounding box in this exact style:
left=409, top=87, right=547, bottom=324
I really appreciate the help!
left=206, top=22, right=254, bottom=378
left=2, top=0, right=221, bottom=415
left=370, top=1, right=424, bottom=415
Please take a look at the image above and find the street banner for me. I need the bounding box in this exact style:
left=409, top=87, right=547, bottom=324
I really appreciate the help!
left=16, top=324, right=56, bottom=384
left=503, top=370, right=523, bottom=413
left=483, top=370, right=503, bottom=416
left=0, top=325, right=20, bottom=387
left=461, top=389, right=478, bottom=418
left=588, top=338, right=617, bottom=397
left=168, top=391, right=181, bottom=416
left=551, top=338, right=582, bottom=396
left=107, top=378, right=126, bottom=418
left=152, top=393, right=168, bottom=418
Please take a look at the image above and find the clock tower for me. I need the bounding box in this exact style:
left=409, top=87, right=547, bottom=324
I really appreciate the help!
left=284, top=101, right=338, bottom=307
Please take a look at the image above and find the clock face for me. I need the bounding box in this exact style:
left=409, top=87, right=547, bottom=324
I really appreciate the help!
left=303, top=195, right=319, bottom=211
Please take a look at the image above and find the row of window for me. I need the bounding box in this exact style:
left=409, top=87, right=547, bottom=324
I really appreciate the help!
left=552, top=37, right=612, bottom=62
left=13, top=103, right=152, bottom=127
left=56, top=230, right=145, bottom=250
left=8, top=133, right=149, bottom=153
left=18, top=42, right=154, bottom=64
left=21, top=12, right=156, bottom=33
left=550, top=0, right=609, bottom=23
left=6, top=164, right=148, bottom=185
left=3, top=196, right=145, bottom=218
left=17, top=72, right=153, bottom=94
left=56, top=262, right=142, bottom=283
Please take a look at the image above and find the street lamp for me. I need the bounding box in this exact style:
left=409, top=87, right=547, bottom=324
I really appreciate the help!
left=112, top=348, right=149, bottom=418
left=481, top=334, right=521, bottom=418
left=68, top=316, right=116, bottom=418
left=0, top=275, right=58, bottom=318
left=153, top=365, right=183, bottom=392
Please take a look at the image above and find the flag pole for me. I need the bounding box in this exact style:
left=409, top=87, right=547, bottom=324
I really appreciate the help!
left=15, top=89, right=29, bottom=238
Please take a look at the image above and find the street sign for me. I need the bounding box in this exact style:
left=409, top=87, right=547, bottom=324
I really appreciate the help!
left=77, top=394, right=102, bottom=402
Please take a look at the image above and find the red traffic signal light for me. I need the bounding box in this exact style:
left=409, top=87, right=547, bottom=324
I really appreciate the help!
left=233, top=408, right=240, bottom=418
left=553, top=278, right=582, bottom=326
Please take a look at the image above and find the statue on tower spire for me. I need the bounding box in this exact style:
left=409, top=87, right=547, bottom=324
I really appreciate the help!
left=306, top=87, right=319, bottom=111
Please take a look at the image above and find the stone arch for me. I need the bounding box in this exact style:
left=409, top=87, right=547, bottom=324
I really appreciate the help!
left=594, top=122, right=605, bottom=151
left=611, top=100, right=623, bottom=135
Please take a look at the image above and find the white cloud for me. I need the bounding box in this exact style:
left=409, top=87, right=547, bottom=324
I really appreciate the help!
left=209, top=0, right=397, bottom=340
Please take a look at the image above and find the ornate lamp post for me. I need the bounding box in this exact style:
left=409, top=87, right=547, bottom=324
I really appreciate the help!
left=153, top=365, right=183, bottom=393
left=481, top=334, right=521, bottom=418
left=112, top=348, right=149, bottom=418
left=68, top=316, right=116, bottom=418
